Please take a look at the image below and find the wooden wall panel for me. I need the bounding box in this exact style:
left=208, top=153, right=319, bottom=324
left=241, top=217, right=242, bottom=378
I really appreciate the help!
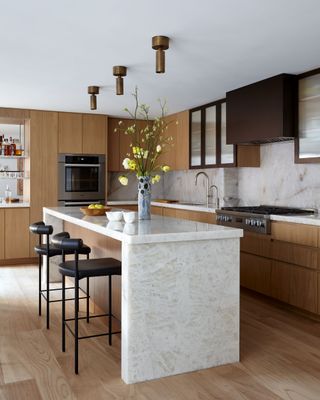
left=58, top=112, right=82, bottom=154
left=5, top=208, right=30, bottom=259
left=82, top=114, right=107, bottom=154
left=29, top=110, right=58, bottom=255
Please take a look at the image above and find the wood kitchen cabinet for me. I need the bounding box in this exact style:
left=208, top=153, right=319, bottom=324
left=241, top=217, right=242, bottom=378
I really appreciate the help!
left=240, top=252, right=272, bottom=296
left=108, top=112, right=188, bottom=172
left=107, top=118, right=149, bottom=172
left=59, top=113, right=107, bottom=155
left=83, top=114, right=107, bottom=154
left=4, top=208, right=30, bottom=259
left=0, top=209, right=4, bottom=260
left=296, top=69, right=320, bottom=163
left=158, top=110, right=189, bottom=170
left=241, top=221, right=320, bottom=316
left=161, top=206, right=216, bottom=223
left=190, top=100, right=260, bottom=168
left=58, top=113, right=82, bottom=153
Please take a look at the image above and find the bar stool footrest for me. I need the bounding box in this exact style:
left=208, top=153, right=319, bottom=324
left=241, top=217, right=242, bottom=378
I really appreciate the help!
left=64, top=313, right=121, bottom=340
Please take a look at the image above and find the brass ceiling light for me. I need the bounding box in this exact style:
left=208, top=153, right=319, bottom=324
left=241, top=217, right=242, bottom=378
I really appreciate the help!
left=152, top=36, right=169, bottom=73
left=88, top=86, right=100, bottom=110
left=113, top=66, right=127, bottom=95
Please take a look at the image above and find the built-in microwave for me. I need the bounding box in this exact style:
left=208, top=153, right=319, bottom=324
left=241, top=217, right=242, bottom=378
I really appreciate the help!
left=58, top=154, right=105, bottom=205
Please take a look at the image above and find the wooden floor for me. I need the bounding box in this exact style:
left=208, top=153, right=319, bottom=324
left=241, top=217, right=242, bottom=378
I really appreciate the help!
left=1, top=266, right=320, bottom=400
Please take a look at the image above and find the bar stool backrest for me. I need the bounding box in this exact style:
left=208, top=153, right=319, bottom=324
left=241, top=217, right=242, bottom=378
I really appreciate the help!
left=29, top=221, right=54, bottom=252
left=52, top=234, right=84, bottom=277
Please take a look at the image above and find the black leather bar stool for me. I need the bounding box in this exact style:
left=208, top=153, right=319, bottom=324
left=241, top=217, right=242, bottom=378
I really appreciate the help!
left=52, top=233, right=121, bottom=374
left=29, top=222, right=91, bottom=329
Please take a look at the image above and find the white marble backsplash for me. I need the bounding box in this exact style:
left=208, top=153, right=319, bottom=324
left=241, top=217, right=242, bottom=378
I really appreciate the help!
left=108, top=141, right=320, bottom=210
left=237, top=141, right=320, bottom=210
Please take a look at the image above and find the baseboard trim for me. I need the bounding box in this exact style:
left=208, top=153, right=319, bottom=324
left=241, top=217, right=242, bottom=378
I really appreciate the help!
left=0, top=257, right=38, bottom=266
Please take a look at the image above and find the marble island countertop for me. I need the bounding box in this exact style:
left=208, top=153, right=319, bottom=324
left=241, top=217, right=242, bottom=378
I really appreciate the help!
left=44, top=206, right=242, bottom=244
left=107, top=200, right=217, bottom=213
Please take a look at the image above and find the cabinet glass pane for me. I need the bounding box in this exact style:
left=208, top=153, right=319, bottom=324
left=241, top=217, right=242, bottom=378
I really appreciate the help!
left=221, top=102, right=234, bottom=164
left=191, top=110, right=201, bottom=166
left=205, top=106, right=216, bottom=164
left=299, top=73, right=320, bottom=159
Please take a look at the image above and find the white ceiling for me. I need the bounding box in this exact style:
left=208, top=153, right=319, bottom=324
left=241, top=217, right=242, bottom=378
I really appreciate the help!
left=1, top=0, right=320, bottom=117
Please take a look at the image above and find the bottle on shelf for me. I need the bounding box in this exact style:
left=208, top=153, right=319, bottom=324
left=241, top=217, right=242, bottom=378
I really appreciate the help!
left=3, top=139, right=9, bottom=156
left=0, top=134, right=2, bottom=156
left=15, top=139, right=23, bottom=156
left=9, top=137, right=16, bottom=156
left=5, top=185, right=12, bottom=203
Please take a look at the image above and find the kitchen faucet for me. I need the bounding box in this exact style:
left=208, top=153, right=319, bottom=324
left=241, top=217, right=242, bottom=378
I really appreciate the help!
left=209, top=184, right=220, bottom=209
left=195, top=171, right=210, bottom=208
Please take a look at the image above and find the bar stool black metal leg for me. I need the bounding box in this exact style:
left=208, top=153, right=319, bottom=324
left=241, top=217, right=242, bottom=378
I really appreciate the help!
left=46, top=255, right=50, bottom=329
left=86, top=277, right=90, bottom=323
left=38, top=255, right=42, bottom=316
left=108, top=275, right=112, bottom=346
left=62, top=274, right=66, bottom=352
left=75, top=277, right=79, bottom=374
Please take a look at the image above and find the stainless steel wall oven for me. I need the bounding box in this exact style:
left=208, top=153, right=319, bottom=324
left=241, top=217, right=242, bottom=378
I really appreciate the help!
left=58, top=154, right=105, bottom=206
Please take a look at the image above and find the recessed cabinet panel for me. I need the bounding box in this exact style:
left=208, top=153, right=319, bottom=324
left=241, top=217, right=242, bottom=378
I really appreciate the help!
left=190, top=110, right=201, bottom=167
left=221, top=102, right=234, bottom=164
left=205, top=106, right=216, bottom=165
left=297, top=73, right=320, bottom=160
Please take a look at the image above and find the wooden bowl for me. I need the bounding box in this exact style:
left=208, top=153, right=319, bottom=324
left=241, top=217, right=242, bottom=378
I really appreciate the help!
left=80, top=206, right=111, bottom=216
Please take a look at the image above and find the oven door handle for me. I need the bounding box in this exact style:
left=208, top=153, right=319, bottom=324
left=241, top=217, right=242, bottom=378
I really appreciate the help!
left=64, top=164, right=101, bottom=167
left=63, top=201, right=101, bottom=206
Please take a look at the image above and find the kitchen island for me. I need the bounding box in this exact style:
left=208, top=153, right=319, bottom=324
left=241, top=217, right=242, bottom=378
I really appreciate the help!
left=44, top=206, right=243, bottom=384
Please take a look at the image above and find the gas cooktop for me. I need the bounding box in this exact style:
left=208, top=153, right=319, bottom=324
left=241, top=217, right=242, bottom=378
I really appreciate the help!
left=220, top=205, right=315, bottom=216
left=216, top=205, right=315, bottom=234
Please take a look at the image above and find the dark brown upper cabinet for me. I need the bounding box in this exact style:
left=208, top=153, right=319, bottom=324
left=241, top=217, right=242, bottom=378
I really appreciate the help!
left=189, top=100, right=236, bottom=168
left=295, top=69, right=320, bottom=163
left=226, top=74, right=297, bottom=144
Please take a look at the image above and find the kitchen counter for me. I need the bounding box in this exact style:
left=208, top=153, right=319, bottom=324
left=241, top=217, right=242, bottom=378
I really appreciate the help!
left=0, top=202, right=30, bottom=208
left=107, top=200, right=217, bottom=213
left=271, top=213, right=320, bottom=226
left=44, top=206, right=242, bottom=384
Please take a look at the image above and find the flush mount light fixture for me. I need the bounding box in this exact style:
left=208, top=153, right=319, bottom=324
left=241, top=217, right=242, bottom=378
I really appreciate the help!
left=113, top=66, right=127, bottom=95
left=152, top=36, right=169, bottom=73
left=88, top=86, right=100, bottom=110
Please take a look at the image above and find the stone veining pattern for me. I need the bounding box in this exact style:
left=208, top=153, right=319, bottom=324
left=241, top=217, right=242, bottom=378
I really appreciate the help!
left=121, top=238, right=240, bottom=383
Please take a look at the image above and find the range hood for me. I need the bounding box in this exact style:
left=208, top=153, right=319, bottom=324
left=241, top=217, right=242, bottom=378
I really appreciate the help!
left=226, top=74, right=297, bottom=144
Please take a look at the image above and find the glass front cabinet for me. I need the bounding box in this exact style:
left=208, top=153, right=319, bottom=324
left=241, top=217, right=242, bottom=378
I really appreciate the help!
left=190, top=100, right=235, bottom=168
left=296, top=70, right=320, bottom=162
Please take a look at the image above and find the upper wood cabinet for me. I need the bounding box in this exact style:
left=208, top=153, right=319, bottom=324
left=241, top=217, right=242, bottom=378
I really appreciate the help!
left=226, top=74, right=297, bottom=144
left=108, top=112, right=189, bottom=172
left=58, top=113, right=107, bottom=155
left=158, top=110, right=189, bottom=170
left=83, top=114, right=107, bottom=154
left=295, top=69, right=320, bottom=163
left=58, top=113, right=82, bottom=153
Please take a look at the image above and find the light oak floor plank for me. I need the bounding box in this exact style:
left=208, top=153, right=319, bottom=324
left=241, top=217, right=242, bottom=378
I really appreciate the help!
left=1, top=266, right=320, bottom=399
